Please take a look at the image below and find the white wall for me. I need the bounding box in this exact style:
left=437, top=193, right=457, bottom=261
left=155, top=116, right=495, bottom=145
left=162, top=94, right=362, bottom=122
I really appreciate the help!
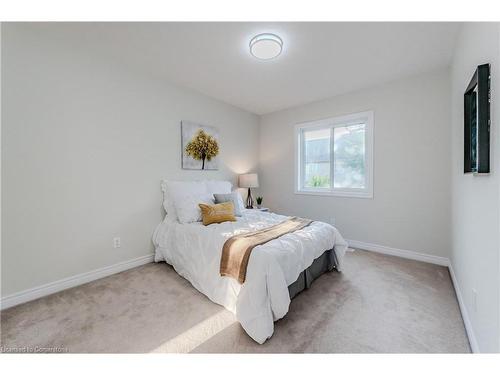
left=259, top=69, right=451, bottom=258
left=1, top=24, right=260, bottom=296
left=450, top=23, right=500, bottom=353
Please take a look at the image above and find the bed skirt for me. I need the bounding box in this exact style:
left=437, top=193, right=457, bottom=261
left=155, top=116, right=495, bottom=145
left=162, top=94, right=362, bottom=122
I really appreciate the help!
left=288, top=248, right=338, bottom=299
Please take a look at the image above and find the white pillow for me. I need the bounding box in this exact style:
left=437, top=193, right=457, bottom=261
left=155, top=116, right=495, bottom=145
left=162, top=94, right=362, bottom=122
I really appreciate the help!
left=175, top=193, right=214, bottom=223
left=205, top=180, right=232, bottom=195
left=236, top=191, right=245, bottom=210
left=161, top=180, right=171, bottom=213
left=162, top=180, right=207, bottom=220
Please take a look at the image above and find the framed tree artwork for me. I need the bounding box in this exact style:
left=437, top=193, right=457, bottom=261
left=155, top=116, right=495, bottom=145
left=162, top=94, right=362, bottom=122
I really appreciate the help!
left=181, top=121, right=220, bottom=170
left=464, top=63, right=491, bottom=174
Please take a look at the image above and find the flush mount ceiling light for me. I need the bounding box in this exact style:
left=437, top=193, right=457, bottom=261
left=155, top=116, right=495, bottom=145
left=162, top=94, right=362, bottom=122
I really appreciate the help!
left=249, top=33, right=283, bottom=60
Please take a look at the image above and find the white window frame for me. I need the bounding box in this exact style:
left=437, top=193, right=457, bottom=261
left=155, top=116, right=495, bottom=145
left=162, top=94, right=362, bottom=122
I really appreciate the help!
left=294, top=110, right=374, bottom=199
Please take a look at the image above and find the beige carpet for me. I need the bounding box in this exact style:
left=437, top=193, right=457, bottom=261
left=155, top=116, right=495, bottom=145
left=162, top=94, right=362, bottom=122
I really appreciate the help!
left=0, top=250, right=470, bottom=353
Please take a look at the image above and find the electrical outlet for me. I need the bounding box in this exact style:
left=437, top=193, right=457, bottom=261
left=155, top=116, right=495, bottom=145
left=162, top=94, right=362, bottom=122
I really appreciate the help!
left=113, top=237, right=121, bottom=248
left=472, top=288, right=478, bottom=313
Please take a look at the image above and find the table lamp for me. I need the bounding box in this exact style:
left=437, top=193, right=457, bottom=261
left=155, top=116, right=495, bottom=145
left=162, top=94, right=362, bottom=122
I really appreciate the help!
left=239, top=173, right=259, bottom=209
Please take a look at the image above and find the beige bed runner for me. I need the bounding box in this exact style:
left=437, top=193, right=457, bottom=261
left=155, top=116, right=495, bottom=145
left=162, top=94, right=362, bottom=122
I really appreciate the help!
left=220, top=217, right=313, bottom=284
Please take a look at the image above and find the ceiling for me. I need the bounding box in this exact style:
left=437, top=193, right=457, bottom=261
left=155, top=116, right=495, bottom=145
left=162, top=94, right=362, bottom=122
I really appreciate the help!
left=27, top=22, right=461, bottom=115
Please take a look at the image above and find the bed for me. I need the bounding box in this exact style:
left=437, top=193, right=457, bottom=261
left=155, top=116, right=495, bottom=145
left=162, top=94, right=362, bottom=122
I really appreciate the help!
left=152, top=180, right=348, bottom=344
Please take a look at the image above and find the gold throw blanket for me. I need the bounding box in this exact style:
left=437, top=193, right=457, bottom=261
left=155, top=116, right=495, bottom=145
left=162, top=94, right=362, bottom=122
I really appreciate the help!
left=220, top=217, right=313, bottom=284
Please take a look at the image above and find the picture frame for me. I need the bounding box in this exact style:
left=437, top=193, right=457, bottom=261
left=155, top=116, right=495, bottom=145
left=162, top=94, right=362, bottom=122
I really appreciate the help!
left=181, top=121, right=220, bottom=170
left=464, top=63, right=491, bottom=174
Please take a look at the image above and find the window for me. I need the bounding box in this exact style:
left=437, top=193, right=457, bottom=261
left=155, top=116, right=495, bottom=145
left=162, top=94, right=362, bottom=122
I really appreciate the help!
left=295, top=111, right=373, bottom=198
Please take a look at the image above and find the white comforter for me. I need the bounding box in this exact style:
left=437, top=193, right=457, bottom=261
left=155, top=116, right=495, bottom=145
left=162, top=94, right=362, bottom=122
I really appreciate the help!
left=152, top=209, right=348, bottom=344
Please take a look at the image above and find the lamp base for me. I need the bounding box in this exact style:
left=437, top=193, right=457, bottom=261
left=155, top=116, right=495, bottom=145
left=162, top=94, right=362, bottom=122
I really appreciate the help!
left=246, top=188, right=254, bottom=209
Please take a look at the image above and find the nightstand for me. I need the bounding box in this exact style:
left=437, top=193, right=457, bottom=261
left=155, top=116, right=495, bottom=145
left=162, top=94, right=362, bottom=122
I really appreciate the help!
left=254, top=207, right=269, bottom=212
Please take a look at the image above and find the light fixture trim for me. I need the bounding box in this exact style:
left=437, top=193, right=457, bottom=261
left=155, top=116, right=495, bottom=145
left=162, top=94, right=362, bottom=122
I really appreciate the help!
left=249, top=33, right=283, bottom=60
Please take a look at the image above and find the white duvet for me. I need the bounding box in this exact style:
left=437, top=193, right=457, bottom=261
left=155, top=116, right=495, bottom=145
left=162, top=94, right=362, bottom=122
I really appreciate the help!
left=152, top=209, right=348, bottom=344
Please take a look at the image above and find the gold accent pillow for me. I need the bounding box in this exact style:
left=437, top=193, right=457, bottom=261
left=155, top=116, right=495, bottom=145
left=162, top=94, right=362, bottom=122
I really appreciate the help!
left=199, top=202, right=237, bottom=226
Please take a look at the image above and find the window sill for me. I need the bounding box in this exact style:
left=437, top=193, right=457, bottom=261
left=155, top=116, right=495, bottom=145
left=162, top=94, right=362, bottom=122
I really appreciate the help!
left=294, top=189, right=373, bottom=199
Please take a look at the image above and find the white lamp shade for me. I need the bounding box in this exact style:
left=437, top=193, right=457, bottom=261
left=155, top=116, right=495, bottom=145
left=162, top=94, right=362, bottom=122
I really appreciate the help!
left=239, top=173, right=259, bottom=188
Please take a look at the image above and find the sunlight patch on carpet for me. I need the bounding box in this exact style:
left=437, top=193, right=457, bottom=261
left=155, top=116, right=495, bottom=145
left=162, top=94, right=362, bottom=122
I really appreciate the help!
left=150, top=309, right=236, bottom=353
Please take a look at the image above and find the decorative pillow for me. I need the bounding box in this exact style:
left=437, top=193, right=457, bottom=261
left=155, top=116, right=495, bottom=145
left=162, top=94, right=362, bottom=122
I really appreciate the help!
left=175, top=193, right=214, bottom=224
left=199, top=202, right=237, bottom=226
left=213, top=192, right=244, bottom=216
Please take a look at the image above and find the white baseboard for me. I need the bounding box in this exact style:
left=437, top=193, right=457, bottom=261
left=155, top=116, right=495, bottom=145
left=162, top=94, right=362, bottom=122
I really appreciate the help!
left=347, top=239, right=450, bottom=266
left=347, top=238, right=479, bottom=353
left=448, top=263, right=480, bottom=353
left=0, top=254, right=154, bottom=310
